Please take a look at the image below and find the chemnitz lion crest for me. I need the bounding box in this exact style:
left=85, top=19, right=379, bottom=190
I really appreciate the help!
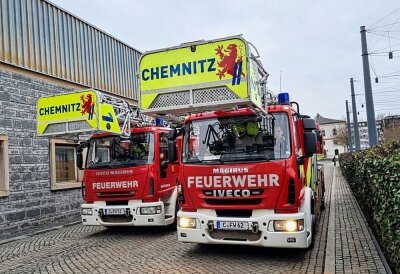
left=215, top=43, right=245, bottom=85
left=80, top=93, right=95, bottom=120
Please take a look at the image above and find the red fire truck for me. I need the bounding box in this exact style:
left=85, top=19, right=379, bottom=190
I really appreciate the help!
left=37, top=90, right=179, bottom=227
left=139, top=35, right=324, bottom=248
left=79, top=126, right=179, bottom=227
left=168, top=94, right=323, bottom=248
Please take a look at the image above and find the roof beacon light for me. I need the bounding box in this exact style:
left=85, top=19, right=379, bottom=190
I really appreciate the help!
left=278, top=92, right=290, bottom=105
left=155, top=118, right=164, bottom=126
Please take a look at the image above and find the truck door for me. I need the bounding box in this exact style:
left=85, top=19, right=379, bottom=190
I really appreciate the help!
left=157, top=132, right=178, bottom=193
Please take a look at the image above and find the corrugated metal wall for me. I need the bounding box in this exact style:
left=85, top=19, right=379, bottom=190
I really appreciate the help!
left=0, top=0, right=141, bottom=100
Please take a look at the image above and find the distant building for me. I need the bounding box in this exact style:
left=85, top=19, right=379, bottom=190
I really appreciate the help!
left=351, top=121, right=382, bottom=149
left=380, top=115, right=400, bottom=130
left=354, top=115, right=399, bottom=148
left=356, top=121, right=371, bottom=149
left=315, top=113, right=346, bottom=157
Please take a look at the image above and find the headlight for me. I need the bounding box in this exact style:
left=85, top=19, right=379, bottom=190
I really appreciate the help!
left=82, top=208, right=93, bottom=215
left=178, top=217, right=197, bottom=228
left=140, top=206, right=162, bottom=215
left=273, top=219, right=304, bottom=232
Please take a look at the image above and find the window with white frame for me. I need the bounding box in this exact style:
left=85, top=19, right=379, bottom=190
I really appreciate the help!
left=50, top=139, right=82, bottom=190
left=0, top=135, right=10, bottom=197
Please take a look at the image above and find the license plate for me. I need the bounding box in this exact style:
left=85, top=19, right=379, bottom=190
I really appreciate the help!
left=104, top=208, right=125, bottom=215
left=214, top=221, right=249, bottom=230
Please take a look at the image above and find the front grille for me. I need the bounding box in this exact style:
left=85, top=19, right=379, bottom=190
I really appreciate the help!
left=216, top=210, right=253, bottom=218
left=96, top=191, right=135, bottom=199
left=209, top=230, right=261, bottom=241
left=100, top=215, right=133, bottom=223
left=205, top=199, right=262, bottom=206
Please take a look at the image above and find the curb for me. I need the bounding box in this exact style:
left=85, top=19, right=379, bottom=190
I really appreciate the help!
left=324, top=165, right=336, bottom=274
left=0, top=221, right=81, bottom=246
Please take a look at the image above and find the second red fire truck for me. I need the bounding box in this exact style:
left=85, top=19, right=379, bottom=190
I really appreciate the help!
left=37, top=90, right=179, bottom=228
left=139, top=35, right=324, bottom=248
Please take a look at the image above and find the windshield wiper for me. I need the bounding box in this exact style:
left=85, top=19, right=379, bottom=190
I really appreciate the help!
left=88, top=163, right=113, bottom=169
left=185, top=158, right=221, bottom=164
left=88, top=162, right=143, bottom=169
left=220, top=153, right=270, bottom=163
left=200, top=159, right=222, bottom=164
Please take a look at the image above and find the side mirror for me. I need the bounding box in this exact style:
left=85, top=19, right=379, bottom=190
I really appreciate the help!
left=168, top=128, right=177, bottom=140
left=303, top=118, right=316, bottom=131
left=76, top=140, right=89, bottom=170
left=304, top=132, right=317, bottom=156
left=77, top=151, right=83, bottom=169
left=168, top=140, right=177, bottom=163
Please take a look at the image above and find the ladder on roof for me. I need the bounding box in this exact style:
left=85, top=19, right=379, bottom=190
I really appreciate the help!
left=37, top=89, right=154, bottom=139
left=138, top=35, right=269, bottom=120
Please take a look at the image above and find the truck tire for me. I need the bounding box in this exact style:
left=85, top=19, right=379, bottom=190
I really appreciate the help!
left=306, top=198, right=317, bottom=250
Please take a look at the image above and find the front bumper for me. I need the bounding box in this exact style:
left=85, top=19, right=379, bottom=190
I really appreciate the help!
left=81, top=201, right=170, bottom=227
left=177, top=209, right=311, bottom=248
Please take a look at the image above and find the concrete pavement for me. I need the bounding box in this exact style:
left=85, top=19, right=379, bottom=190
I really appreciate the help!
left=0, top=162, right=392, bottom=273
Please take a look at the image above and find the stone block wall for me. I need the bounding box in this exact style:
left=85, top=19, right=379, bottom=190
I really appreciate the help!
left=0, top=69, right=82, bottom=240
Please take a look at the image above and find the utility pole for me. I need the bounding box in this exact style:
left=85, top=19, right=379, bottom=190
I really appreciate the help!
left=346, top=100, right=353, bottom=153
left=360, top=26, right=378, bottom=146
left=350, top=78, right=361, bottom=150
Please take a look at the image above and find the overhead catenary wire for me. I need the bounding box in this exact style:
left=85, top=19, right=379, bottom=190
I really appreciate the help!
left=369, top=56, right=379, bottom=78
left=376, top=107, right=400, bottom=111
left=367, top=31, right=400, bottom=41
left=368, top=41, right=400, bottom=54
left=355, top=9, right=400, bottom=118
left=368, top=29, right=400, bottom=33
left=368, top=8, right=400, bottom=29
left=368, top=13, right=400, bottom=52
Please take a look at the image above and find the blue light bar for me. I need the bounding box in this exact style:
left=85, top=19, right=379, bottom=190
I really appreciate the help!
left=278, top=92, right=290, bottom=105
left=155, top=118, right=164, bottom=126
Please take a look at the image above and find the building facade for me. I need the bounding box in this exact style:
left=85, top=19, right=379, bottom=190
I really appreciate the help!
left=0, top=0, right=141, bottom=240
left=315, top=114, right=347, bottom=157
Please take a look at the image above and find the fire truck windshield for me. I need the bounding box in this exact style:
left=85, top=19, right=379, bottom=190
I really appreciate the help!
left=87, top=133, right=155, bottom=169
left=182, top=113, right=291, bottom=164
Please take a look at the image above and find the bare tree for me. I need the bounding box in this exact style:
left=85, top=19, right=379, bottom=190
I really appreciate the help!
left=380, top=113, right=400, bottom=144
left=334, top=123, right=349, bottom=146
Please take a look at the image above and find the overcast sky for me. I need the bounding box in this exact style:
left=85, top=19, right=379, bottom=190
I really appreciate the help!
left=51, top=0, right=400, bottom=120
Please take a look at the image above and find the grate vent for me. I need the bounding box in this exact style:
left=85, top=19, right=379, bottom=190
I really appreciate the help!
left=149, top=92, right=190, bottom=108
left=194, top=87, right=239, bottom=104
left=44, top=123, right=66, bottom=134
left=68, top=121, right=93, bottom=131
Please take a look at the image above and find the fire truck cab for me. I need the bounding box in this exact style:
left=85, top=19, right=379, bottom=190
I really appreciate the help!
left=168, top=94, right=323, bottom=248
left=36, top=90, right=179, bottom=228
left=80, top=126, right=179, bottom=227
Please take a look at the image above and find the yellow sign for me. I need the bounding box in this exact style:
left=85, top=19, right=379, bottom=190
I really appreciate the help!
left=140, top=37, right=253, bottom=110
left=99, top=103, right=120, bottom=133
left=37, top=90, right=120, bottom=136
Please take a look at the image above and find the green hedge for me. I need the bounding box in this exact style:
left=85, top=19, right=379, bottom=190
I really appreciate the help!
left=339, top=141, right=400, bottom=273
